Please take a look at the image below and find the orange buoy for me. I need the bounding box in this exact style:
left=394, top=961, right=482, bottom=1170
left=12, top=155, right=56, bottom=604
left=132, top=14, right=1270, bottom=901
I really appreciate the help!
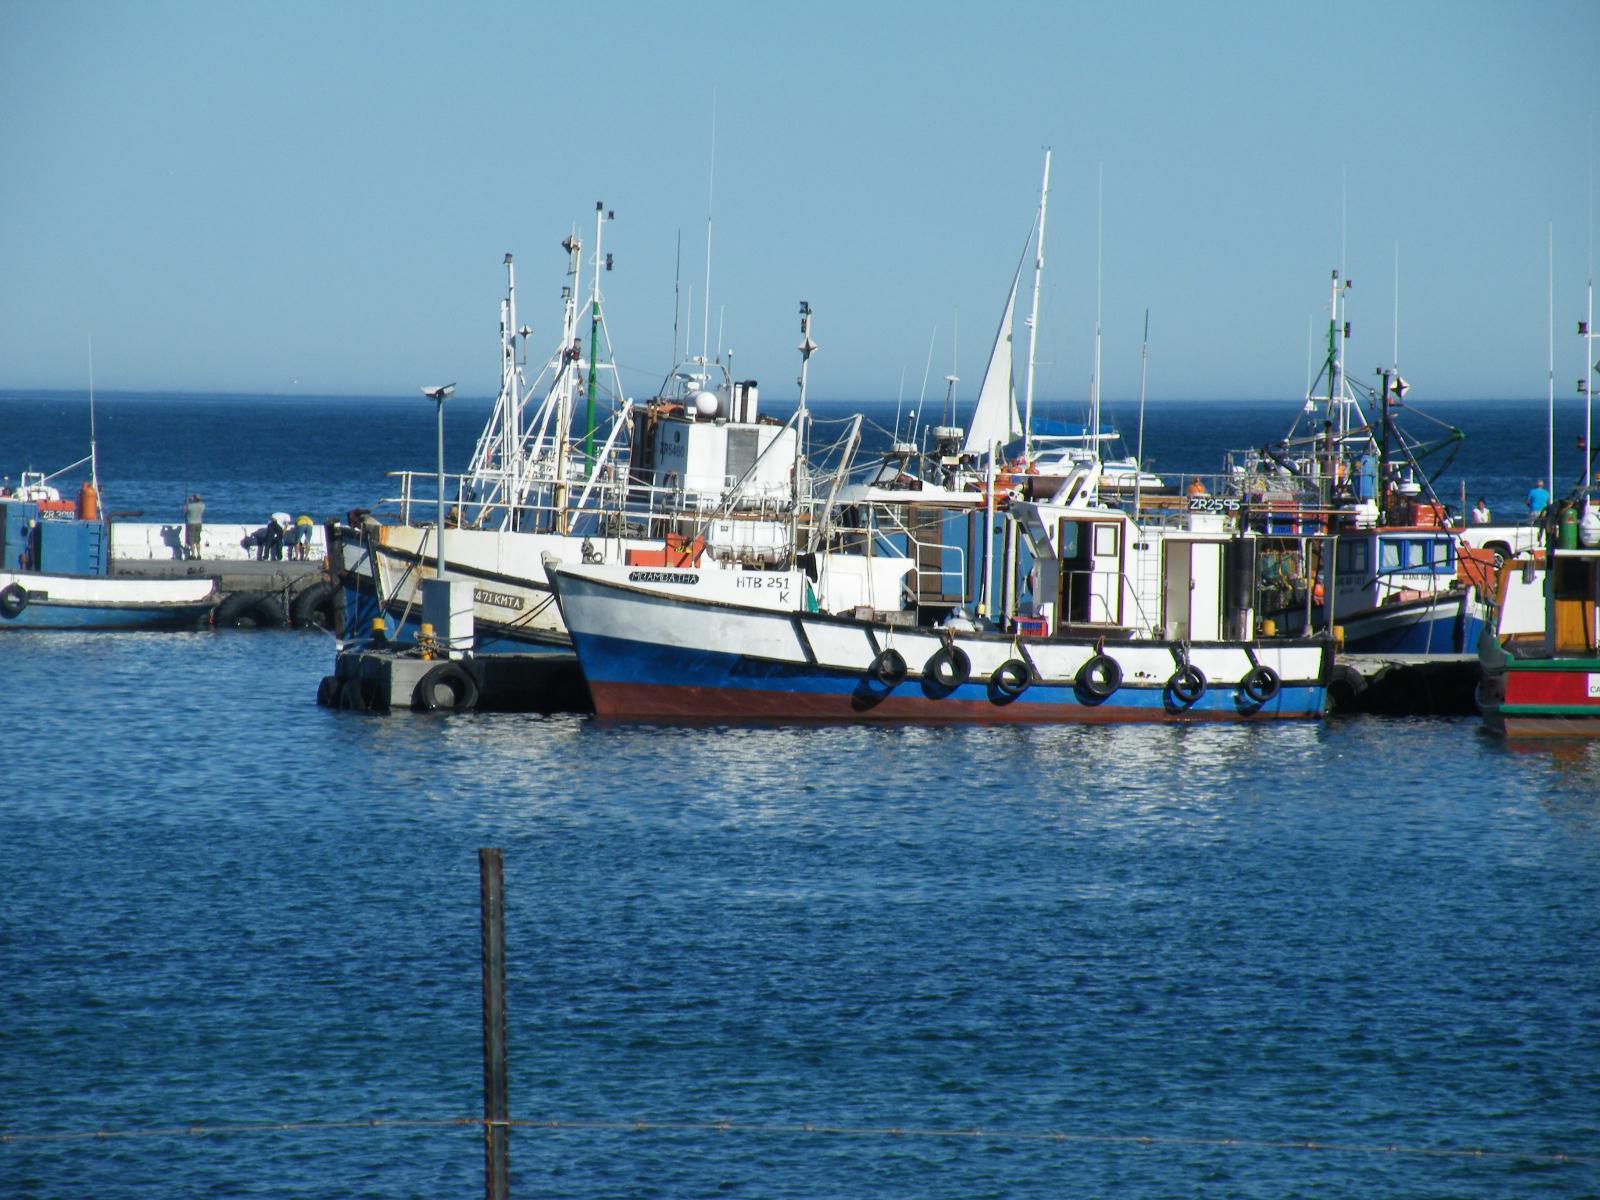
left=77, top=480, right=99, bottom=521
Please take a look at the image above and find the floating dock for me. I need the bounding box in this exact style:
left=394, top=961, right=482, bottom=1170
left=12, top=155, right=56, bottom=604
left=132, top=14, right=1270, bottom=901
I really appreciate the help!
left=318, top=645, right=590, bottom=714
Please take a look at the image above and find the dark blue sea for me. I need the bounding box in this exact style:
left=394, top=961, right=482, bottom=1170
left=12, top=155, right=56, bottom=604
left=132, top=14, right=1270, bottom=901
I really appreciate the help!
left=3, top=390, right=1599, bottom=1198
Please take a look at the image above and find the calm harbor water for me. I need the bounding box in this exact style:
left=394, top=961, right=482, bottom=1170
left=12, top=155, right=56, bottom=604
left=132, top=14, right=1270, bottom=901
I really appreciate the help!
left=3, top=392, right=1600, bottom=1196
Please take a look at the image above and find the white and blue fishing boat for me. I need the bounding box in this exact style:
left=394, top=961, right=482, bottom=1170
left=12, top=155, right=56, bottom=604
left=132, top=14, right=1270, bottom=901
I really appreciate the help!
left=0, top=467, right=216, bottom=631
left=549, top=457, right=1332, bottom=724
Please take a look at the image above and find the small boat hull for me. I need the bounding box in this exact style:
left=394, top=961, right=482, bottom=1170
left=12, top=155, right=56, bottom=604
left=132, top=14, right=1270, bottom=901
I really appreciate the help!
left=0, top=572, right=216, bottom=631
left=1338, top=591, right=1484, bottom=655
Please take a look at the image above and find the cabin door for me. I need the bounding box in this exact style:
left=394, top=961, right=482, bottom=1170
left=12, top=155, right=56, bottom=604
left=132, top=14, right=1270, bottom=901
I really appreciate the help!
left=1164, top=541, right=1225, bottom=640
left=1056, top=517, right=1123, bottom=626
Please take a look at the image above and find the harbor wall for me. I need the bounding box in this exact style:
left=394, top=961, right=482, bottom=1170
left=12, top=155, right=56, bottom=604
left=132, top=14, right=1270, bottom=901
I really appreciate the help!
left=109, top=522, right=326, bottom=563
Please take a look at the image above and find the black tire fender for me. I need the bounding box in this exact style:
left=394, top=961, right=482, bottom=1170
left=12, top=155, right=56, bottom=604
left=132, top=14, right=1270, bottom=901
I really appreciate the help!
left=336, top=677, right=367, bottom=711
left=1075, top=653, right=1122, bottom=701
left=988, top=658, right=1030, bottom=703
left=248, top=594, right=288, bottom=628
left=925, top=644, right=972, bottom=690
left=290, top=581, right=335, bottom=629
left=0, top=582, right=28, bottom=620
left=868, top=647, right=908, bottom=687
left=316, top=675, right=340, bottom=707
left=214, top=590, right=288, bottom=628
left=1241, top=664, right=1281, bottom=705
left=412, top=662, right=480, bottom=712
left=1168, top=663, right=1207, bottom=706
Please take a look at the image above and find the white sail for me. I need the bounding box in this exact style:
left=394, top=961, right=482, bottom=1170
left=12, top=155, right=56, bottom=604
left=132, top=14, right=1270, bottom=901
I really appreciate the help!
left=963, top=252, right=1026, bottom=456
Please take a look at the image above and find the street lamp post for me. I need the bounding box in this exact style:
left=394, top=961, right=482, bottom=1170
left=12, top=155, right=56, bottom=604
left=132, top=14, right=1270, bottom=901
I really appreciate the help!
left=422, top=384, right=455, bottom=576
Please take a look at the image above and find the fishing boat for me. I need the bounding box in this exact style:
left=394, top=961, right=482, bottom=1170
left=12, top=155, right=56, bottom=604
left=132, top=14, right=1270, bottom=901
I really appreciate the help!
left=549, top=459, right=1332, bottom=724
left=1477, top=272, right=1600, bottom=735
left=1220, top=271, right=1486, bottom=654
left=1477, top=516, right=1600, bottom=735
left=327, top=245, right=911, bottom=652
left=1, top=463, right=216, bottom=630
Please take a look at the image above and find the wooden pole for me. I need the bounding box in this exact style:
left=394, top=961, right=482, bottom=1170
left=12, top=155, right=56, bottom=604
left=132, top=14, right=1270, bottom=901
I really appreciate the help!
left=480, top=848, right=510, bottom=1200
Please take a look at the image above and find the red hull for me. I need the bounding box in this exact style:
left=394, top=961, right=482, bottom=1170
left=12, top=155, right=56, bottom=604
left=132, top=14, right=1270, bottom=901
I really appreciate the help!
left=587, top=681, right=1322, bottom=724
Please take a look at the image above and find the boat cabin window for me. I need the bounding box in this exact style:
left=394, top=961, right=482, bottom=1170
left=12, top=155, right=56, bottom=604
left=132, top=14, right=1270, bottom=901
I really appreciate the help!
left=1336, top=540, right=1370, bottom=577
left=1378, top=536, right=1454, bottom=574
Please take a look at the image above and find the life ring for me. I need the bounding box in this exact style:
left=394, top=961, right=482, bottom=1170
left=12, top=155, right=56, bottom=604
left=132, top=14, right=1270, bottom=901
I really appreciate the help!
left=868, top=647, right=908, bottom=687
left=1075, top=653, right=1122, bottom=702
left=412, top=662, right=480, bottom=712
left=1240, top=664, right=1281, bottom=705
left=1168, top=663, right=1207, bottom=706
left=988, top=658, right=1030, bottom=703
left=290, top=581, right=335, bottom=629
left=925, top=644, right=972, bottom=690
left=0, top=582, right=28, bottom=619
left=316, top=675, right=340, bottom=707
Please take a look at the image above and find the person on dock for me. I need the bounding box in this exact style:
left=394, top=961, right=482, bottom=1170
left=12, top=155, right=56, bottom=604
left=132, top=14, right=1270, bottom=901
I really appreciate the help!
left=1471, top=497, right=1490, bottom=525
left=1527, top=479, right=1550, bottom=518
left=262, top=515, right=283, bottom=561
left=1187, top=477, right=1208, bottom=497
left=294, top=513, right=314, bottom=560
left=183, top=493, right=205, bottom=560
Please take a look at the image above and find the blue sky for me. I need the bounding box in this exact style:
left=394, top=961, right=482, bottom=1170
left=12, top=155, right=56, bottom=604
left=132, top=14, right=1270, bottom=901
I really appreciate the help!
left=2, top=0, right=1597, bottom=408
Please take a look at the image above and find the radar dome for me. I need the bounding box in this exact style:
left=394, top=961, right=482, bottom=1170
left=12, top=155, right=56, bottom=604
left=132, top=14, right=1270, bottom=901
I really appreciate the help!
left=693, top=390, right=719, bottom=417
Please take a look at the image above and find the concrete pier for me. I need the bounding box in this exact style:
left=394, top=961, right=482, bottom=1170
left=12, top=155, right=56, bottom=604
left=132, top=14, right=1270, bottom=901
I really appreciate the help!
left=111, top=558, right=332, bottom=627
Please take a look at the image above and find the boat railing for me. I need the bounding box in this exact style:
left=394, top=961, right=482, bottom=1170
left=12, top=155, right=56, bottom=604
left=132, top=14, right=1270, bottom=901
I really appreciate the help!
left=1058, top=565, right=1131, bottom=628
left=856, top=504, right=967, bottom=608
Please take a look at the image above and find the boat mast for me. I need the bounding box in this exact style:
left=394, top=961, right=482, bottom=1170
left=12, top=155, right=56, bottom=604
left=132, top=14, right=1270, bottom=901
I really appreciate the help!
left=1090, top=163, right=1103, bottom=464
left=702, top=98, right=716, bottom=367
left=87, top=334, right=100, bottom=498
left=792, top=302, right=817, bottom=567
left=1022, top=149, right=1050, bottom=462
left=584, top=201, right=612, bottom=476
left=554, top=231, right=584, bottom=532
left=1134, top=309, right=1149, bottom=513
left=1585, top=153, right=1596, bottom=500
left=1548, top=224, right=1555, bottom=503
left=501, top=254, right=522, bottom=526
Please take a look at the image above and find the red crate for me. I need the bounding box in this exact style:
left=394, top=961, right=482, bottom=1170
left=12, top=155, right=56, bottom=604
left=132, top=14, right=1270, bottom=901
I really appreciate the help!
left=1014, top=616, right=1048, bottom=638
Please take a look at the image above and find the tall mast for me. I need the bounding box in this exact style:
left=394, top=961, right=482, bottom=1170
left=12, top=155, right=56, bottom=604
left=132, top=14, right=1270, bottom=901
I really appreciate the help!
left=88, top=335, right=99, bottom=497
left=702, top=98, right=716, bottom=366
left=792, top=302, right=816, bottom=566
left=1022, top=148, right=1050, bottom=461
left=1134, top=309, right=1149, bottom=514
left=1090, top=163, right=1103, bottom=463
left=1548, top=224, right=1555, bottom=501
left=501, top=254, right=521, bottom=522
left=554, top=230, right=583, bottom=532
left=584, top=201, right=611, bottom=475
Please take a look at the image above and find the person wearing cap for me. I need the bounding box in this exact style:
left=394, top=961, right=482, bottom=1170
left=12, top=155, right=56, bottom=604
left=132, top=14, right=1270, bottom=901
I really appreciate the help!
left=183, top=493, right=205, bottom=560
